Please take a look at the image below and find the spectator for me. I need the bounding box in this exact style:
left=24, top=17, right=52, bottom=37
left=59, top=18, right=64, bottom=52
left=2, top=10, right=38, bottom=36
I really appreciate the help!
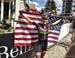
left=48, top=10, right=63, bottom=47
left=48, top=10, right=63, bottom=33
left=68, top=14, right=74, bottom=22
left=58, top=17, right=71, bottom=41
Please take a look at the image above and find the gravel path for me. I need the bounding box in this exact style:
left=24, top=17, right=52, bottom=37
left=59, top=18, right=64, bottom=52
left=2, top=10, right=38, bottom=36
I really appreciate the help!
left=44, top=33, right=72, bottom=58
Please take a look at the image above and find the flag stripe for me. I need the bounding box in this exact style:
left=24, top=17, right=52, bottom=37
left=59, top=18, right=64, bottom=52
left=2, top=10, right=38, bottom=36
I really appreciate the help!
left=19, top=15, right=42, bottom=21
left=15, top=32, right=38, bottom=35
left=49, top=32, right=59, bottom=35
left=14, top=42, right=37, bottom=46
left=20, top=10, right=41, bottom=16
left=15, top=35, right=38, bottom=38
left=48, top=36, right=58, bottom=39
left=15, top=30, right=38, bottom=33
left=16, top=27, right=37, bottom=30
left=48, top=34, right=59, bottom=38
left=48, top=38, right=58, bottom=41
left=14, top=10, right=61, bottom=47
left=14, top=40, right=38, bottom=43
left=23, top=13, right=41, bottom=19
left=17, top=21, right=33, bottom=25
left=14, top=10, right=42, bottom=46
left=15, top=38, right=38, bottom=40
left=16, top=24, right=36, bottom=28
left=48, top=40, right=57, bottom=44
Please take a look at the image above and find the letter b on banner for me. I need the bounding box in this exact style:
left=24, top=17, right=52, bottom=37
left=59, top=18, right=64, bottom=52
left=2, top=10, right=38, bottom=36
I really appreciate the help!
left=0, top=46, right=9, bottom=58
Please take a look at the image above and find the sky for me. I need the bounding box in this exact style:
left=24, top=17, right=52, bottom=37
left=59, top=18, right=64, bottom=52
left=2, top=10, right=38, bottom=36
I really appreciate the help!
left=27, top=0, right=63, bottom=15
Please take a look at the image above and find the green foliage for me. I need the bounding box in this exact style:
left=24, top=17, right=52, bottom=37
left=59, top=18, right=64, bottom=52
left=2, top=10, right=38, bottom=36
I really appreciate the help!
left=41, top=8, right=44, bottom=14
left=44, top=0, right=56, bottom=12
left=51, top=0, right=56, bottom=11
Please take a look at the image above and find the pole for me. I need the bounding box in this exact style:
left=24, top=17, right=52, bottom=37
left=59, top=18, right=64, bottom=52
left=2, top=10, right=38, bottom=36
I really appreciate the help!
left=1, top=0, right=4, bottom=21
left=8, top=0, right=11, bottom=21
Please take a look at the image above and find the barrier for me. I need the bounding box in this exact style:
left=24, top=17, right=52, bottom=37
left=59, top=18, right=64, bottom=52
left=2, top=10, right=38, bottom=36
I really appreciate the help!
left=0, top=33, right=37, bottom=58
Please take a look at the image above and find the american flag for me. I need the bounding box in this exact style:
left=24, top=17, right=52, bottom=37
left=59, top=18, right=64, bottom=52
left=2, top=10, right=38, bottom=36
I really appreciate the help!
left=47, top=16, right=63, bottom=47
left=14, top=9, right=42, bottom=46
left=14, top=10, right=62, bottom=47
left=48, top=30, right=60, bottom=47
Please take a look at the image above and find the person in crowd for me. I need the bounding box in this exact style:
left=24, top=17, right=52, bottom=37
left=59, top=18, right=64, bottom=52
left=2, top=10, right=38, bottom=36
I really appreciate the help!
left=70, top=18, right=75, bottom=45
left=58, top=16, right=75, bottom=51
left=58, top=17, right=71, bottom=41
left=24, top=14, right=50, bottom=58
left=48, top=10, right=63, bottom=31
left=65, top=15, right=75, bottom=58
left=68, top=14, right=74, bottom=22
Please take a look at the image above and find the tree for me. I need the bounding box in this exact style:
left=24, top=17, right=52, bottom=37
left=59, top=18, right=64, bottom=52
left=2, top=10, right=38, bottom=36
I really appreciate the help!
left=44, top=0, right=51, bottom=12
left=44, top=0, right=56, bottom=12
left=50, top=0, right=56, bottom=11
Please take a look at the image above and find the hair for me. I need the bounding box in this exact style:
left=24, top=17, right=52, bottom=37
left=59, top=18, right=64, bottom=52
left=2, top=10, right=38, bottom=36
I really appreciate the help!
left=63, top=17, right=70, bottom=23
left=72, top=19, right=75, bottom=29
left=42, top=16, right=48, bottom=20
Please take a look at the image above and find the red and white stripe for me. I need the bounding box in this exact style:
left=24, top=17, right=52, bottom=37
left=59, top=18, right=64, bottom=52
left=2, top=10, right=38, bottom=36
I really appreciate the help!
left=14, top=10, right=42, bottom=46
left=14, top=10, right=60, bottom=47
left=48, top=30, right=60, bottom=47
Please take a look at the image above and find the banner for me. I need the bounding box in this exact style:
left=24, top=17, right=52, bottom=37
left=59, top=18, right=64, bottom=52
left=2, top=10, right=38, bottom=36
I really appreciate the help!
left=0, top=33, right=37, bottom=58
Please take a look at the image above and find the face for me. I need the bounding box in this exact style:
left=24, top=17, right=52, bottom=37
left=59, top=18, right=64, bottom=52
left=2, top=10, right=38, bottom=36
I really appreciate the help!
left=43, top=20, right=48, bottom=24
left=64, top=19, right=70, bottom=23
left=51, top=12, right=56, bottom=16
left=42, top=15, right=49, bottom=24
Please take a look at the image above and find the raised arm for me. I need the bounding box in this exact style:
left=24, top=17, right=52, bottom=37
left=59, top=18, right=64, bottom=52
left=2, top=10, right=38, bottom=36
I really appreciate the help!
left=50, top=19, right=61, bottom=25
left=52, top=19, right=61, bottom=25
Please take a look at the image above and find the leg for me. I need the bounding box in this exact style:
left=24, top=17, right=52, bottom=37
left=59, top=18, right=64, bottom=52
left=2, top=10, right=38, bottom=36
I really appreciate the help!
left=36, top=52, right=42, bottom=58
left=36, top=41, right=42, bottom=58
left=41, top=50, right=47, bottom=58
left=41, top=40, right=47, bottom=58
